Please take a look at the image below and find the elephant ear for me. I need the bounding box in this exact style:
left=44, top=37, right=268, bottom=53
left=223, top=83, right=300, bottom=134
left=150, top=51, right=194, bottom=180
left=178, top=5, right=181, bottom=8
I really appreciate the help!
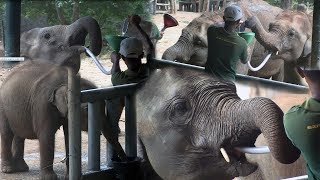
left=49, top=86, right=68, bottom=117
left=302, top=37, right=312, bottom=58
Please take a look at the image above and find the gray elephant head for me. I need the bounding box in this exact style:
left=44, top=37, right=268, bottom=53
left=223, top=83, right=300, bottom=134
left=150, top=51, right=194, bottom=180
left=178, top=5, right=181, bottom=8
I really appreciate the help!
left=162, top=12, right=223, bottom=66
left=20, top=16, right=102, bottom=72
left=245, top=10, right=312, bottom=63
left=136, top=67, right=300, bottom=179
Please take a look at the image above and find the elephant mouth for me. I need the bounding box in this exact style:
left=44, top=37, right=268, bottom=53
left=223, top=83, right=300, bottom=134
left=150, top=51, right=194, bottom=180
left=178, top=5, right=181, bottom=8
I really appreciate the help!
left=220, top=145, right=249, bottom=164
left=220, top=144, right=262, bottom=176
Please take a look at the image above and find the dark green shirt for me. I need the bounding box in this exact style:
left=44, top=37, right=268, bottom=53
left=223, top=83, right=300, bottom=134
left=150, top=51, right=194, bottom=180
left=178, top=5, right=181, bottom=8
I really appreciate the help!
left=111, top=64, right=149, bottom=86
left=205, top=26, right=248, bottom=82
left=284, top=98, right=320, bottom=180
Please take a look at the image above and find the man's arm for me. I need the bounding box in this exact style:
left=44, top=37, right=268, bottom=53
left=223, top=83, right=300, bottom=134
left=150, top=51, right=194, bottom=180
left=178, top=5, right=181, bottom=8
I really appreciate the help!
left=240, top=44, right=249, bottom=64
left=111, top=51, right=121, bottom=74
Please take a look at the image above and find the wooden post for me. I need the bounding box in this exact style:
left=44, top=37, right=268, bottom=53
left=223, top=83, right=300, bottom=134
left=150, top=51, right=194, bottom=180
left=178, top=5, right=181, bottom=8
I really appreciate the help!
left=68, top=68, right=81, bottom=180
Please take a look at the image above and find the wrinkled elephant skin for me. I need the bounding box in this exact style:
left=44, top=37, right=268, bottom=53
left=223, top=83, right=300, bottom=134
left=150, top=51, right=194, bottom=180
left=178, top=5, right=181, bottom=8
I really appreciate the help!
left=136, top=67, right=300, bottom=180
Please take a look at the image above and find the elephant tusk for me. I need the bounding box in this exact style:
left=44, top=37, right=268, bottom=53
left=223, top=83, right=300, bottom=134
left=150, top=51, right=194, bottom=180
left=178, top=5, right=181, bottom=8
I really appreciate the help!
left=276, top=51, right=279, bottom=55
left=247, top=52, right=273, bottom=71
left=220, top=148, right=230, bottom=163
left=84, top=47, right=112, bottom=75
left=235, top=146, right=270, bottom=154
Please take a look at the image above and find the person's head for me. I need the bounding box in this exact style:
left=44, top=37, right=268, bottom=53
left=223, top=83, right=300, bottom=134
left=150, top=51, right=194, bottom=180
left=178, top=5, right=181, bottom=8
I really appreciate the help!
left=223, top=5, right=243, bottom=30
left=119, top=37, right=144, bottom=71
left=297, top=66, right=320, bottom=99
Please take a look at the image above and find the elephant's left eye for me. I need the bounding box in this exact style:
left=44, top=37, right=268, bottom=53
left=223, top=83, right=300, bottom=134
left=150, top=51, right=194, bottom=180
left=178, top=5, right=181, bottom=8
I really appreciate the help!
left=288, top=29, right=295, bottom=37
left=168, top=99, right=192, bottom=126
left=44, top=33, right=51, bottom=39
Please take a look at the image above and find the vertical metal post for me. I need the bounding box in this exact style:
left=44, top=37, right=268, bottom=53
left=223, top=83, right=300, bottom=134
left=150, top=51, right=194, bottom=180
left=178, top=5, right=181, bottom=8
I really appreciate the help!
left=125, top=95, right=137, bottom=157
left=68, top=69, right=81, bottom=180
left=4, top=0, right=21, bottom=67
left=88, top=101, right=101, bottom=171
left=311, top=0, right=320, bottom=69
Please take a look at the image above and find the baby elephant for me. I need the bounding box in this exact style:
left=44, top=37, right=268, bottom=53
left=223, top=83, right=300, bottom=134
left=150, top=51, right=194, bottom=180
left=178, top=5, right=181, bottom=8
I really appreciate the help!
left=0, top=61, right=124, bottom=179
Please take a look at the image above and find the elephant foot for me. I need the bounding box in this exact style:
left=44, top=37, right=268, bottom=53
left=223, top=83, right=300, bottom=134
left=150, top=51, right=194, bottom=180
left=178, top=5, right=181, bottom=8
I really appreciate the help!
left=13, top=158, right=29, bottom=172
left=64, top=171, right=69, bottom=180
left=1, top=160, right=15, bottom=173
left=1, top=159, right=29, bottom=173
left=40, top=171, right=58, bottom=180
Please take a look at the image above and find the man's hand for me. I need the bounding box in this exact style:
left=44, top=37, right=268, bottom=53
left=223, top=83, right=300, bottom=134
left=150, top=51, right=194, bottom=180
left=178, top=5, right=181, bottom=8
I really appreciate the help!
left=111, top=51, right=121, bottom=63
left=129, top=14, right=141, bottom=26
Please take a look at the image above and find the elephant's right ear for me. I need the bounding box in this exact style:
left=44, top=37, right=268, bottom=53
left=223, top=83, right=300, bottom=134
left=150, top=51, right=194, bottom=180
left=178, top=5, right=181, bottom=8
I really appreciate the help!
left=49, top=86, right=68, bottom=117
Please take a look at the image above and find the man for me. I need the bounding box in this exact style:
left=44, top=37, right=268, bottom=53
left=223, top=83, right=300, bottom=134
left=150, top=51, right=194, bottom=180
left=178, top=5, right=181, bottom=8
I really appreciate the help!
left=107, top=14, right=153, bottom=163
left=284, top=67, right=320, bottom=180
left=110, top=37, right=149, bottom=85
left=205, top=4, right=248, bottom=82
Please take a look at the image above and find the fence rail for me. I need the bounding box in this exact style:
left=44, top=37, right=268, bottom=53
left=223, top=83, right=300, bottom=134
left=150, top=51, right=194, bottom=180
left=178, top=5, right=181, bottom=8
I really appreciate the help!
left=150, top=58, right=309, bottom=94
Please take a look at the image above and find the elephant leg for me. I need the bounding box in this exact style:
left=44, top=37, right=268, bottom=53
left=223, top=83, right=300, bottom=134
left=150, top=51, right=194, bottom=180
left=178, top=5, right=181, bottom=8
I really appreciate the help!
left=272, top=63, right=284, bottom=82
left=62, top=123, right=69, bottom=178
left=39, top=131, right=57, bottom=180
left=0, top=115, right=15, bottom=173
left=12, top=136, right=29, bottom=172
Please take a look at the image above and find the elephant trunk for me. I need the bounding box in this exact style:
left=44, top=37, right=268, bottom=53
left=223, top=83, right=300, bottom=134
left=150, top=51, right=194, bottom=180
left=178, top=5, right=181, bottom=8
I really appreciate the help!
left=247, top=16, right=281, bottom=53
left=67, top=16, right=102, bottom=56
left=243, top=97, right=300, bottom=164
left=162, top=31, right=193, bottom=63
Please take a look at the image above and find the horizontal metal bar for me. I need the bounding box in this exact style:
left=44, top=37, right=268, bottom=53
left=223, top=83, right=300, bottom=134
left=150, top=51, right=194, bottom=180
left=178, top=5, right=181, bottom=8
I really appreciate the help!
left=151, top=58, right=309, bottom=94
left=81, top=83, right=138, bottom=103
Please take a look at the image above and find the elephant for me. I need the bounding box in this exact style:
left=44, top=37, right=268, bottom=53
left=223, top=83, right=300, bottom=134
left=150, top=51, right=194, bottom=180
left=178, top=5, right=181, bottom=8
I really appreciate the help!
left=0, top=60, right=126, bottom=180
left=136, top=67, right=300, bottom=180
left=244, top=9, right=313, bottom=85
left=162, top=0, right=311, bottom=84
left=19, top=16, right=102, bottom=72
left=121, top=13, right=178, bottom=57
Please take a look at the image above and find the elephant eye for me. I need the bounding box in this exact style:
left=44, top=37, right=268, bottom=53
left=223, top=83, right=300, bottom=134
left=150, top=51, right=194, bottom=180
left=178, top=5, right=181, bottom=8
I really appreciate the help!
left=44, top=33, right=51, bottom=39
left=195, top=38, right=206, bottom=47
left=288, top=29, right=295, bottom=37
left=168, top=98, right=192, bottom=126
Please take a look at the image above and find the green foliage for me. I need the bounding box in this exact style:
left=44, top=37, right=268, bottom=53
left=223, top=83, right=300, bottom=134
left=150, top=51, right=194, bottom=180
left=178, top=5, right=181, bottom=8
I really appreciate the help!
left=0, top=0, right=150, bottom=53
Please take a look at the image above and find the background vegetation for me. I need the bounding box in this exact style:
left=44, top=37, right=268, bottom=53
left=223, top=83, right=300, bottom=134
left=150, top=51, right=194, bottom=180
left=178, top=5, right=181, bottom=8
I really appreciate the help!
left=0, top=0, right=150, bottom=52
left=0, top=0, right=315, bottom=54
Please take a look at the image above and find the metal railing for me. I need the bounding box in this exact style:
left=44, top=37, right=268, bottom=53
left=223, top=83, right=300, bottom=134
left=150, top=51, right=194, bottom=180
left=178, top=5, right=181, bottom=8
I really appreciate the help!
left=67, top=67, right=139, bottom=179
left=150, top=58, right=309, bottom=94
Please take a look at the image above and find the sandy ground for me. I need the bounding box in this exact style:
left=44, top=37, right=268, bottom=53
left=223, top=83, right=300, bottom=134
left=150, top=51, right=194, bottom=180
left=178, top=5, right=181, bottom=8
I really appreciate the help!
left=0, top=11, right=309, bottom=180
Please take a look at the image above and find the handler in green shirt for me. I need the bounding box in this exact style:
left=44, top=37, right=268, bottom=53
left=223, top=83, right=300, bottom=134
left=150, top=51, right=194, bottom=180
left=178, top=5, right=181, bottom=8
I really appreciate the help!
left=107, top=14, right=153, bottom=163
left=205, top=4, right=248, bottom=82
left=284, top=67, right=320, bottom=180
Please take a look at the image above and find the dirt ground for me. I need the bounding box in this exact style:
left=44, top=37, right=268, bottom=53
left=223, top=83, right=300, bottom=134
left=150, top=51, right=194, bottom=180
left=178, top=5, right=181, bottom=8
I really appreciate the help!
left=0, top=11, right=309, bottom=180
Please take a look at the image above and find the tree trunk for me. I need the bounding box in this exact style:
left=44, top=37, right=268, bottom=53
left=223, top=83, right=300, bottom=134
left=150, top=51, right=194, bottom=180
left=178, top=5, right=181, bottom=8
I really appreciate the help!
left=202, top=0, right=209, bottom=12
left=280, top=0, right=292, bottom=9
left=55, top=4, right=68, bottom=25
left=72, top=0, right=80, bottom=22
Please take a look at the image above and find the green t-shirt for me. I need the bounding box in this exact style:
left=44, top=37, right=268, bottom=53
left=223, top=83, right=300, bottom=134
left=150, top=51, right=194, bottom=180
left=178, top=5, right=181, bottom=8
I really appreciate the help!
left=111, top=64, right=149, bottom=86
left=284, top=98, right=320, bottom=180
left=205, top=26, right=248, bottom=82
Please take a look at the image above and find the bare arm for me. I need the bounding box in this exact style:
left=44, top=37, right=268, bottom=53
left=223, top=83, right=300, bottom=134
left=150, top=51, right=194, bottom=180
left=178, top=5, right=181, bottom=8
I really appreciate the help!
left=110, top=51, right=121, bottom=74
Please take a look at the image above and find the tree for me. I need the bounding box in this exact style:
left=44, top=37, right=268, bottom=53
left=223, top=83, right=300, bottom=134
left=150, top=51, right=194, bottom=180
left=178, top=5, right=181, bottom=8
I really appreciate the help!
left=280, top=0, right=292, bottom=9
